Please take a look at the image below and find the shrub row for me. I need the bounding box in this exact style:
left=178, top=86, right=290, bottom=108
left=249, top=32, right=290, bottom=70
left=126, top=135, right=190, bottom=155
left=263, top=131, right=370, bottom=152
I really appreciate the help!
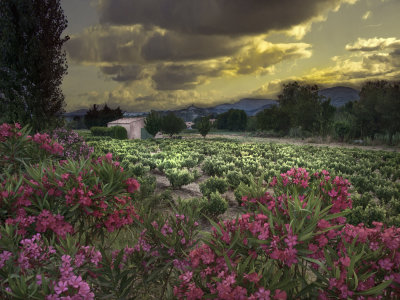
left=90, top=126, right=127, bottom=140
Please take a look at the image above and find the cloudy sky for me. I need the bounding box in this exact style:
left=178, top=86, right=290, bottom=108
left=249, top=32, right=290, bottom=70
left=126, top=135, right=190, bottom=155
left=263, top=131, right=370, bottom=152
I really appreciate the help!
left=61, top=0, right=400, bottom=112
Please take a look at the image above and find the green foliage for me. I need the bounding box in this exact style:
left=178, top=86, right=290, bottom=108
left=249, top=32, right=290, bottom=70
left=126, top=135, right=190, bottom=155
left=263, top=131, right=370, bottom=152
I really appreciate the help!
left=165, top=168, right=199, bottom=189
left=84, top=104, right=123, bottom=128
left=90, top=126, right=111, bottom=136
left=197, top=117, right=211, bottom=138
left=347, top=203, right=386, bottom=227
left=234, top=174, right=267, bottom=205
left=0, top=0, right=69, bottom=131
left=201, top=192, right=228, bottom=216
left=144, top=110, right=161, bottom=137
left=255, top=105, right=290, bottom=133
left=246, top=116, right=257, bottom=131
left=202, top=158, right=234, bottom=176
left=217, top=109, right=247, bottom=131
left=256, top=82, right=336, bottom=135
left=127, top=163, right=150, bottom=177
left=110, top=126, right=127, bottom=140
left=90, top=126, right=127, bottom=139
left=135, top=174, right=156, bottom=200
left=226, top=170, right=243, bottom=188
left=160, top=113, right=186, bottom=137
left=354, top=80, right=400, bottom=143
left=279, top=82, right=335, bottom=134
left=334, top=121, right=351, bottom=142
left=199, top=176, right=228, bottom=197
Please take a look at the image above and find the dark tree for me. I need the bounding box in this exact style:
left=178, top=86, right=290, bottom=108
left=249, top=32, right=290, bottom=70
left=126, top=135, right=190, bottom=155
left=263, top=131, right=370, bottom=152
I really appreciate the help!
left=354, top=80, right=400, bottom=143
left=217, top=109, right=247, bottom=131
left=144, top=110, right=161, bottom=137
left=278, top=82, right=334, bottom=134
left=255, top=105, right=290, bottom=133
left=160, top=113, right=186, bottom=137
left=0, top=0, right=69, bottom=131
left=197, top=117, right=211, bottom=138
left=84, top=104, right=123, bottom=128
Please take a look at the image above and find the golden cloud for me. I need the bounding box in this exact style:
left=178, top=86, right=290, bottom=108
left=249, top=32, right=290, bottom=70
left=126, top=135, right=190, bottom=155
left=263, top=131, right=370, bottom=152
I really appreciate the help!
left=345, top=37, right=400, bottom=52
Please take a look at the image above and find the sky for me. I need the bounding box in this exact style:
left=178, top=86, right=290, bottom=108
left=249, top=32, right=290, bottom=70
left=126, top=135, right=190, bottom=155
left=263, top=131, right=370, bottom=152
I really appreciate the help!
left=60, top=0, right=400, bottom=112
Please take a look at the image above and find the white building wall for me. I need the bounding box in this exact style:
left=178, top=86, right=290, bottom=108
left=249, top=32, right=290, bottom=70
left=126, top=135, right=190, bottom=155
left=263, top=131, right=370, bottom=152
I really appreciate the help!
left=107, top=118, right=145, bottom=139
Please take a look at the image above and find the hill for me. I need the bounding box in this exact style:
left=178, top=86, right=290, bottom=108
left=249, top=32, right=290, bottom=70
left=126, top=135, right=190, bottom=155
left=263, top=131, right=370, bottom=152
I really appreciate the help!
left=319, top=86, right=359, bottom=107
left=65, top=86, right=360, bottom=122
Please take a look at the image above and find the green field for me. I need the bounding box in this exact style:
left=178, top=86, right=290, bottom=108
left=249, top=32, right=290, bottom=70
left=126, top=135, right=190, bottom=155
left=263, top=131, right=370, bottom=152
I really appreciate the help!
left=86, top=136, right=400, bottom=227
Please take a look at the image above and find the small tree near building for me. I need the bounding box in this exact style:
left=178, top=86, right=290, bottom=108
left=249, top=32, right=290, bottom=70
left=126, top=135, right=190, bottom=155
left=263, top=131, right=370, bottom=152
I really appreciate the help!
left=197, top=117, right=211, bottom=138
left=144, top=110, right=161, bottom=137
left=161, top=113, right=186, bottom=137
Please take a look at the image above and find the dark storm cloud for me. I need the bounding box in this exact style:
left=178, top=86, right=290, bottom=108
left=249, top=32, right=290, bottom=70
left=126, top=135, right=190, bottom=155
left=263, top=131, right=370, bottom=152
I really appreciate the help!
left=151, top=63, right=223, bottom=90
left=66, top=26, right=245, bottom=64
left=142, top=31, right=244, bottom=61
left=100, top=65, right=144, bottom=82
left=97, top=0, right=353, bottom=36
left=66, top=25, right=312, bottom=89
left=66, top=26, right=146, bottom=64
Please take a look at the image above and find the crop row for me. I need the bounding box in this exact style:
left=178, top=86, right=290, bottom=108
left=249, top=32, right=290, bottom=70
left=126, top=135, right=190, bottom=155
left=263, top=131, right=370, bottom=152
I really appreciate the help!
left=87, top=137, right=400, bottom=226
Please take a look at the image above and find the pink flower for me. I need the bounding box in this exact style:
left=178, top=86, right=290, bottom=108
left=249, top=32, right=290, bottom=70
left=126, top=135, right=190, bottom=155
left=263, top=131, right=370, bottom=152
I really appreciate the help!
left=125, top=178, right=140, bottom=193
left=254, top=287, right=271, bottom=300
left=244, top=272, right=261, bottom=283
left=68, top=275, right=83, bottom=289
left=54, top=281, right=69, bottom=295
left=274, top=289, right=287, bottom=300
left=180, top=271, right=193, bottom=284
left=378, top=258, right=394, bottom=271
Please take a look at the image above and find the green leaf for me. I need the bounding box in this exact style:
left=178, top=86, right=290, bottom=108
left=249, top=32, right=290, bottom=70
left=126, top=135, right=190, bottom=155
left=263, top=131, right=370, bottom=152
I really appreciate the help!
left=356, top=279, right=393, bottom=296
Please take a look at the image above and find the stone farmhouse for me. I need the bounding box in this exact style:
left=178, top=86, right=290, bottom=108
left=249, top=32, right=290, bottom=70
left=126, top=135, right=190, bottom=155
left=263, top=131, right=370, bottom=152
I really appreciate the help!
left=108, top=117, right=145, bottom=139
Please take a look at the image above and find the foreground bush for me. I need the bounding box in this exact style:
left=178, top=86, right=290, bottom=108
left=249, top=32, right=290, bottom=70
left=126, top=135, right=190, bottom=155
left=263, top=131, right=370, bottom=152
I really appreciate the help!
left=0, top=123, right=141, bottom=298
left=174, top=168, right=400, bottom=299
left=0, top=123, right=63, bottom=173
left=50, top=127, right=94, bottom=160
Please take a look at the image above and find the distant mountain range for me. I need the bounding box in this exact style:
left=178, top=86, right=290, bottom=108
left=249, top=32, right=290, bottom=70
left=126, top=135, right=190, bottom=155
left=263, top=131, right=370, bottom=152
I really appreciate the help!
left=66, top=86, right=360, bottom=122
left=319, top=86, right=359, bottom=107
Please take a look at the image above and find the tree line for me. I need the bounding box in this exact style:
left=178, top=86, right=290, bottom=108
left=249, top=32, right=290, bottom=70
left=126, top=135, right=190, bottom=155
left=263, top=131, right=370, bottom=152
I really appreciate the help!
left=212, top=80, right=400, bottom=145
left=254, top=81, right=400, bottom=144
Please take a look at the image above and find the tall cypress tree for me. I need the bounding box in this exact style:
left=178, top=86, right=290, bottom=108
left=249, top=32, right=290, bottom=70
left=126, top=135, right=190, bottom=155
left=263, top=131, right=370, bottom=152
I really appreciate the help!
left=0, top=0, right=69, bottom=131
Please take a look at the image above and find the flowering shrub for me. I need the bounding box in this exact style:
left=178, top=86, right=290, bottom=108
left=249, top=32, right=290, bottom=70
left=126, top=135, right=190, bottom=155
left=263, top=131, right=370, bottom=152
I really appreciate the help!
left=0, top=227, right=99, bottom=299
left=0, top=124, right=141, bottom=298
left=94, top=203, right=201, bottom=299
left=174, top=168, right=400, bottom=299
left=50, top=127, right=94, bottom=160
left=0, top=123, right=64, bottom=173
left=1, top=153, right=140, bottom=243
